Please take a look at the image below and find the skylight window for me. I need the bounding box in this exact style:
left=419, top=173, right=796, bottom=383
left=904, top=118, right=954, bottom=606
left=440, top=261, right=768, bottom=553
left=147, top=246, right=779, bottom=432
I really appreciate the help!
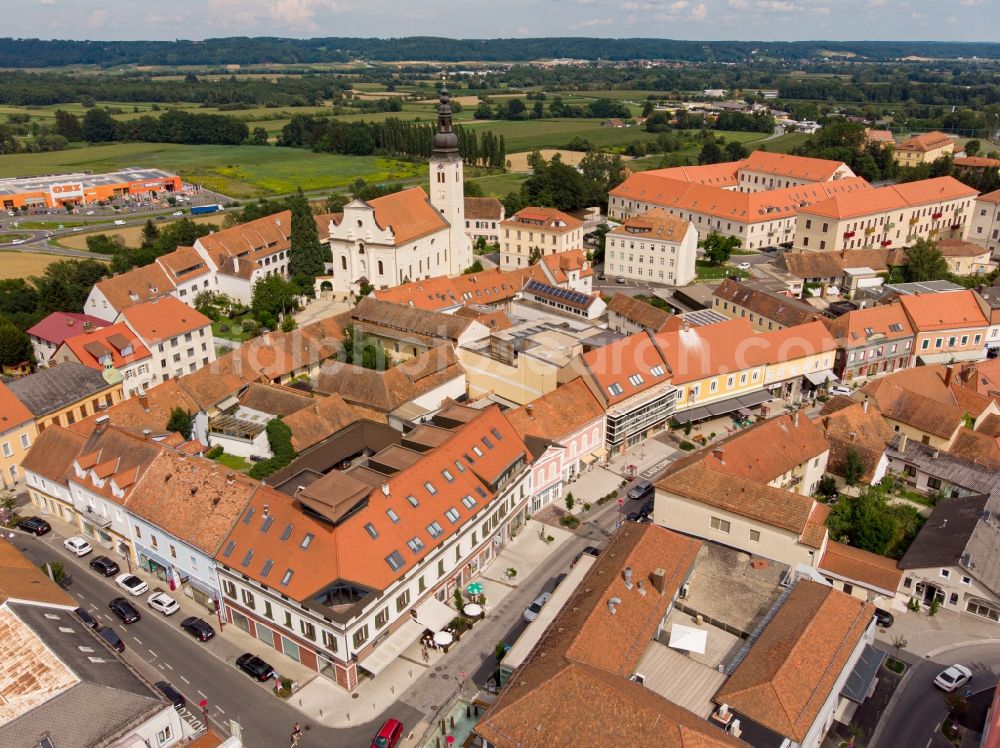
left=490, top=427, right=504, bottom=441
left=462, top=495, right=477, bottom=509
left=241, top=549, right=254, bottom=566
left=445, top=507, right=461, bottom=523
left=386, top=508, right=400, bottom=523
left=427, top=521, right=444, bottom=538
left=242, top=507, right=254, bottom=525
left=454, top=460, right=466, bottom=473
left=223, top=540, right=236, bottom=558
left=261, top=559, right=274, bottom=577
left=472, top=446, right=484, bottom=457
left=261, top=515, right=273, bottom=532
left=364, top=523, right=378, bottom=539
left=442, top=470, right=454, bottom=483
left=280, top=569, right=294, bottom=586
left=386, top=551, right=405, bottom=571
left=424, top=481, right=437, bottom=495
left=607, top=383, right=624, bottom=396
left=475, top=486, right=487, bottom=498
left=280, top=523, right=293, bottom=540
left=628, top=373, right=644, bottom=387
left=407, top=495, right=419, bottom=507
left=300, top=533, right=314, bottom=549
left=650, top=365, right=664, bottom=377
left=407, top=537, right=425, bottom=553
left=482, top=435, right=494, bottom=449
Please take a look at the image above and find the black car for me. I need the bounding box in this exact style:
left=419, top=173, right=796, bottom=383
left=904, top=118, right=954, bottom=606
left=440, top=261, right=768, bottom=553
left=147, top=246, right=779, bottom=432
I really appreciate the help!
left=74, top=607, right=99, bottom=629
left=109, top=597, right=141, bottom=624
left=98, top=626, right=125, bottom=652
left=154, top=680, right=186, bottom=710
left=625, top=511, right=643, bottom=523
left=180, top=616, right=216, bottom=642
left=571, top=546, right=601, bottom=567
left=90, top=556, right=120, bottom=577
left=639, top=498, right=655, bottom=518
left=236, top=652, right=274, bottom=681
left=17, top=516, right=51, bottom=536
left=874, top=608, right=895, bottom=628
left=627, top=480, right=654, bottom=501
left=597, top=273, right=606, bottom=280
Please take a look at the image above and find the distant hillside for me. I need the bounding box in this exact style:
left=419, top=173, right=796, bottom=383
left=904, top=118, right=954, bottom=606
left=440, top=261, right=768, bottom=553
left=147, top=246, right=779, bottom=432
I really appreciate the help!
left=2, top=37, right=1000, bottom=67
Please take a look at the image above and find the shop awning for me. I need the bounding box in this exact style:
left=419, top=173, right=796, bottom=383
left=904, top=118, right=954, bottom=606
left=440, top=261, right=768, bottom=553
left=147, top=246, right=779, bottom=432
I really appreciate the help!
left=840, top=645, right=886, bottom=703
left=737, top=390, right=771, bottom=408
left=917, top=349, right=984, bottom=365
left=413, top=596, right=456, bottom=632
left=358, top=619, right=422, bottom=676
left=668, top=623, right=708, bottom=654
left=706, top=397, right=745, bottom=418
left=804, top=369, right=839, bottom=386
left=579, top=453, right=598, bottom=466
left=674, top=405, right=714, bottom=424
left=215, top=395, right=239, bottom=411
left=591, top=448, right=609, bottom=459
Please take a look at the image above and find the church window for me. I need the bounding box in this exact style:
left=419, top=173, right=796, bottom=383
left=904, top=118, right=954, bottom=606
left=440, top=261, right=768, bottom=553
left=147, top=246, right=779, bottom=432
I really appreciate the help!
left=377, top=260, right=384, bottom=275
left=357, top=219, right=362, bottom=227
left=340, top=256, right=347, bottom=270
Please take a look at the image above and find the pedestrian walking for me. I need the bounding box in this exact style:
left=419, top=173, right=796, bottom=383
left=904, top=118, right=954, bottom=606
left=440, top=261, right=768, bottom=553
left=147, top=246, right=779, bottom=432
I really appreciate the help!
left=421, top=645, right=429, bottom=663
left=291, top=722, right=303, bottom=746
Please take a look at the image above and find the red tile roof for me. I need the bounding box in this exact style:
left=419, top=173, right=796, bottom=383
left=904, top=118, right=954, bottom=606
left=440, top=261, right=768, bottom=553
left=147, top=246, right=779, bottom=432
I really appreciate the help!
left=505, top=377, right=605, bottom=443
left=714, top=580, right=874, bottom=742
left=653, top=317, right=767, bottom=385
left=801, top=176, right=977, bottom=220
left=93, top=263, right=175, bottom=314
left=26, top=312, right=109, bottom=347
left=742, top=150, right=851, bottom=181
left=59, top=322, right=151, bottom=370
left=579, top=330, right=672, bottom=406
left=0, top=381, right=34, bottom=432
left=954, top=156, right=1000, bottom=169
left=896, top=131, right=955, bottom=153
left=898, top=289, right=989, bottom=331
left=819, top=540, right=903, bottom=593
left=120, top=296, right=212, bottom=343
left=502, top=206, right=583, bottom=232
left=824, top=303, right=914, bottom=347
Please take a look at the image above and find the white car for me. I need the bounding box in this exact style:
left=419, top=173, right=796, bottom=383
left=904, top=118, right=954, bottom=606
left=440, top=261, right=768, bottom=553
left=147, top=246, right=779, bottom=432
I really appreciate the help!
left=85, top=210, right=95, bottom=215
left=115, top=573, right=149, bottom=596
left=523, top=592, right=552, bottom=623
left=934, top=664, right=972, bottom=692
left=63, top=536, right=93, bottom=556
left=829, top=384, right=853, bottom=397
left=737, top=262, right=751, bottom=271
left=147, top=591, right=180, bottom=616
left=11, top=239, right=25, bottom=245
left=172, top=210, right=183, bottom=216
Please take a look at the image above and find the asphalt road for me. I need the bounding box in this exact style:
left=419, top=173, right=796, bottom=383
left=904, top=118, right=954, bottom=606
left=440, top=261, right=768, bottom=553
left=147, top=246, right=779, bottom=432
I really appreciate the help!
left=873, top=642, right=1000, bottom=748
left=11, top=529, right=420, bottom=748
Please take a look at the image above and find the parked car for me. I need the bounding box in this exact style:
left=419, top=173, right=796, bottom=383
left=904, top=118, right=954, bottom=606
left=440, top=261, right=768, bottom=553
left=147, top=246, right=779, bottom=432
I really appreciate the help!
left=873, top=608, right=894, bottom=628
left=115, top=573, right=149, bottom=596
left=597, top=273, right=606, bottom=280
left=110, top=597, right=141, bottom=624
left=172, top=210, right=183, bottom=216
left=934, top=664, right=973, bottom=692
left=370, top=718, right=404, bottom=748
left=17, top=516, right=51, bottom=536
left=624, top=511, right=646, bottom=523
left=155, top=680, right=186, bottom=710
left=571, top=546, right=601, bottom=567
left=627, top=479, right=654, bottom=501
left=98, top=626, right=125, bottom=652
left=90, top=556, right=120, bottom=577
left=236, top=653, right=275, bottom=681
left=180, top=616, right=216, bottom=642
left=74, top=607, right=99, bottom=629
left=147, top=591, right=180, bottom=616
left=737, top=262, right=752, bottom=271
left=63, top=536, right=93, bottom=556
left=615, top=277, right=626, bottom=284
left=828, top=384, right=853, bottom=397
left=639, top=498, right=655, bottom=518
left=523, top=592, right=552, bottom=623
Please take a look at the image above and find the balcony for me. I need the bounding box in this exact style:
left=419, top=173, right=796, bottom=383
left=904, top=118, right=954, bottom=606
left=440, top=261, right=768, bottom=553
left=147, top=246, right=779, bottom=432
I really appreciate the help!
left=82, top=507, right=112, bottom=528
left=932, top=212, right=943, bottom=220
left=843, top=231, right=856, bottom=239
left=909, top=217, right=919, bottom=225
left=955, top=207, right=965, bottom=215
left=951, top=223, right=963, bottom=231
left=881, top=239, right=893, bottom=247
left=864, top=227, right=875, bottom=235
left=885, top=222, right=896, bottom=230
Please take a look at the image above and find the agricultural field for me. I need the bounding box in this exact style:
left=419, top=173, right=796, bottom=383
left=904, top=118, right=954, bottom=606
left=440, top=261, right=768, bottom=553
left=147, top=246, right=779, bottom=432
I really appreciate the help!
left=56, top=214, right=224, bottom=250
left=0, top=142, right=427, bottom=198
left=467, top=171, right=530, bottom=198
left=0, top=250, right=105, bottom=280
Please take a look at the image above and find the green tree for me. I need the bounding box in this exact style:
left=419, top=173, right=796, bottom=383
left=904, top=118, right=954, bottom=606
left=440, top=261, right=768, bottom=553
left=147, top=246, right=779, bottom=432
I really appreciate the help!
left=251, top=275, right=298, bottom=319
left=528, top=247, right=543, bottom=266
left=965, top=139, right=981, bottom=157
left=905, top=238, right=950, bottom=282
left=247, top=418, right=297, bottom=479
left=54, top=109, right=83, bottom=141
left=827, top=487, right=898, bottom=555
left=249, top=127, right=268, bottom=145
left=463, top=181, right=484, bottom=197
left=324, top=192, right=348, bottom=214
left=40, top=561, right=67, bottom=586
left=289, top=186, right=326, bottom=279
left=31, top=260, right=109, bottom=315
left=698, top=140, right=725, bottom=165
left=700, top=232, right=742, bottom=266
left=463, top=260, right=484, bottom=275
left=0, top=315, right=32, bottom=367
left=844, top=448, right=866, bottom=487
left=140, top=218, right=159, bottom=246
left=81, top=108, right=117, bottom=142
left=166, top=407, right=194, bottom=440
left=725, top=140, right=749, bottom=161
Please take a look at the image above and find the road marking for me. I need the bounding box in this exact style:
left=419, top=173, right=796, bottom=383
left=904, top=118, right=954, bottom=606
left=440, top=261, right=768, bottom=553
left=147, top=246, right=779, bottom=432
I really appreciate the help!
left=164, top=662, right=173, bottom=670
left=75, top=592, right=85, bottom=600
left=180, top=675, right=190, bottom=684
left=148, top=649, right=157, bottom=658
left=216, top=706, right=225, bottom=715
left=198, top=689, right=208, bottom=699
left=133, top=637, right=142, bottom=645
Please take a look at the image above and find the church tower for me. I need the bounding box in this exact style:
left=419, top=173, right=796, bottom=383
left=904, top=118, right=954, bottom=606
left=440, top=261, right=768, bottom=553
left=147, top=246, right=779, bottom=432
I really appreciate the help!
left=429, top=82, right=472, bottom=275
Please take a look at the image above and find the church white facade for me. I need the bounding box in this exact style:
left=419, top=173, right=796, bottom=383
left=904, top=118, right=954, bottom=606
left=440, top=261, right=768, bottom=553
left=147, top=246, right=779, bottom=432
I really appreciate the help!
left=319, top=86, right=472, bottom=295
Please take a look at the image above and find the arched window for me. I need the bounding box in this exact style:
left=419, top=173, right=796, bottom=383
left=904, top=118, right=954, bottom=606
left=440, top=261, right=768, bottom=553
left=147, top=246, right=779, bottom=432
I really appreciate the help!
left=377, top=260, right=384, bottom=275
left=340, top=256, right=347, bottom=271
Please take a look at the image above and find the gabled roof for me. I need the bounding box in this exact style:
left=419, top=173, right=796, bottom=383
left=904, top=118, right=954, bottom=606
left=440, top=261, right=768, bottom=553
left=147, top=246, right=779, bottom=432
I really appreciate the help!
left=464, top=196, right=504, bottom=220
left=742, top=150, right=851, bottom=181
left=59, top=322, right=151, bottom=370
left=350, top=296, right=473, bottom=342
left=216, top=316, right=345, bottom=383
left=896, top=131, right=955, bottom=153
left=0, top=538, right=76, bottom=608
left=819, top=540, right=903, bottom=595
left=120, top=295, right=211, bottom=343
left=6, top=362, right=115, bottom=418
left=778, top=248, right=908, bottom=279
left=609, top=208, right=692, bottom=243
left=823, top=303, right=914, bottom=347
left=126, top=451, right=259, bottom=556
left=949, top=428, right=1000, bottom=470
left=69, top=379, right=201, bottom=438
left=324, top=188, right=449, bottom=246
left=502, top=206, right=583, bottom=232
left=817, top=397, right=896, bottom=483
left=954, top=156, right=1000, bottom=170
left=18, top=425, right=87, bottom=482
left=92, top=263, right=175, bottom=313
left=862, top=370, right=976, bottom=440
left=899, top=493, right=992, bottom=571
left=937, top=239, right=993, bottom=258
left=714, top=279, right=823, bottom=328
left=475, top=524, right=740, bottom=748
left=238, top=382, right=314, bottom=417
left=714, top=580, right=873, bottom=743
left=504, top=378, right=605, bottom=443
left=579, top=330, right=672, bottom=406
left=800, top=176, right=976, bottom=220
left=196, top=210, right=290, bottom=262
left=977, top=188, right=1000, bottom=205
left=67, top=425, right=165, bottom=505
left=755, top=320, right=838, bottom=363
left=0, top=381, right=34, bottom=432
left=898, top=289, right=989, bottom=331
left=26, top=312, right=109, bottom=347
left=607, top=293, right=679, bottom=333
left=156, top=245, right=213, bottom=282
left=653, top=317, right=768, bottom=385
left=284, top=393, right=386, bottom=453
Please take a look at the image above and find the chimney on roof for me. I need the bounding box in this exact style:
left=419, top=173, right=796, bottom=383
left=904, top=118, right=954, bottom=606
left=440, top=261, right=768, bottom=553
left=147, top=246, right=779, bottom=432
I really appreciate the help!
left=650, top=568, right=666, bottom=596
left=623, top=567, right=634, bottom=590
left=849, top=431, right=857, bottom=442
left=83, top=320, right=93, bottom=332
left=607, top=597, right=621, bottom=615
left=66, top=317, right=74, bottom=327
left=263, top=504, right=270, bottom=518
left=142, top=428, right=152, bottom=438
left=526, top=403, right=534, bottom=418
left=862, top=399, right=869, bottom=413
left=381, top=482, right=390, bottom=496
left=793, top=410, right=799, bottom=427
left=712, top=447, right=725, bottom=463
left=945, top=364, right=955, bottom=389
left=138, top=394, right=149, bottom=412
left=637, top=579, right=647, bottom=596
left=226, top=473, right=235, bottom=485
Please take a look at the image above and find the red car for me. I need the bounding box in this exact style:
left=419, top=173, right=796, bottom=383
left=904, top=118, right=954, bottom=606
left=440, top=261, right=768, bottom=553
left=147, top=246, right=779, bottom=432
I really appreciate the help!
left=371, top=718, right=403, bottom=748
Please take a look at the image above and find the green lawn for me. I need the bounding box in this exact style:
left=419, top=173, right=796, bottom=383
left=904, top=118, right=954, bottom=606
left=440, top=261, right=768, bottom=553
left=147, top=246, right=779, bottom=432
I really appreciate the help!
left=211, top=452, right=252, bottom=472
left=469, top=171, right=529, bottom=198
left=0, top=143, right=427, bottom=198
left=212, top=315, right=256, bottom=342
left=754, top=132, right=811, bottom=153
left=695, top=261, right=748, bottom=281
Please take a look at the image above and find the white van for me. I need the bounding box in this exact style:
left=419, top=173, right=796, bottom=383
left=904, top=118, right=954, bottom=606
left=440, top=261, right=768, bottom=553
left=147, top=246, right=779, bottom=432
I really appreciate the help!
left=113, top=219, right=126, bottom=226
left=829, top=384, right=853, bottom=397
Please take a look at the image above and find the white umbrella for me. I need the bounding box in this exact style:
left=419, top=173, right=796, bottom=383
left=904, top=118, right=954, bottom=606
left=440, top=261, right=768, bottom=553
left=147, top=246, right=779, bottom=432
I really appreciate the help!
left=668, top=623, right=707, bottom=654
left=434, top=631, right=454, bottom=647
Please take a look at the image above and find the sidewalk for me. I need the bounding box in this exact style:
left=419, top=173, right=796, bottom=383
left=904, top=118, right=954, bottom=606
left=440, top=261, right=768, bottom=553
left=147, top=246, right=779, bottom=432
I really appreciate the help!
left=874, top=605, right=1000, bottom=658
left=605, top=435, right=678, bottom=481
left=292, top=519, right=578, bottom=731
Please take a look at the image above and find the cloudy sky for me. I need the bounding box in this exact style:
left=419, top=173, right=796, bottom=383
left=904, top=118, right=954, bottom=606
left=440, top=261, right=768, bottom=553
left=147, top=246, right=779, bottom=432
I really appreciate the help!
left=10, top=0, right=999, bottom=41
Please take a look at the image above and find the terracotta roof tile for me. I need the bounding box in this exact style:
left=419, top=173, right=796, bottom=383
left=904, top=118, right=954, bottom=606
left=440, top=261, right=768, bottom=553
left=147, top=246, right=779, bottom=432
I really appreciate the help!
left=954, top=156, right=1000, bottom=169
left=0, top=539, right=76, bottom=608
left=714, top=580, right=874, bottom=742
left=505, top=378, right=605, bottom=443
left=742, top=150, right=850, bottom=181
left=936, top=239, right=992, bottom=258
left=801, top=176, right=976, bottom=220
left=609, top=208, right=692, bottom=243
left=19, top=425, right=87, bottom=483
left=948, top=428, right=1000, bottom=469
left=92, top=263, right=175, bottom=314
left=156, top=246, right=213, bottom=282
left=778, top=248, right=907, bottom=279
left=0, top=381, right=34, bottom=432
left=580, top=330, right=672, bottom=406
left=898, top=289, right=989, bottom=331
left=196, top=211, right=290, bottom=265
left=120, top=296, right=211, bottom=343
left=284, top=393, right=385, bottom=453
left=502, top=206, right=583, bottom=232
left=823, top=303, right=914, bottom=346
left=896, top=131, right=955, bottom=153
left=607, top=293, right=679, bottom=332
left=653, top=317, right=768, bottom=385
left=977, top=188, right=1000, bottom=205
left=70, top=379, right=201, bottom=438
left=464, top=196, right=504, bottom=220
left=817, top=399, right=896, bottom=483
left=58, top=322, right=151, bottom=370
left=26, top=312, right=109, bottom=347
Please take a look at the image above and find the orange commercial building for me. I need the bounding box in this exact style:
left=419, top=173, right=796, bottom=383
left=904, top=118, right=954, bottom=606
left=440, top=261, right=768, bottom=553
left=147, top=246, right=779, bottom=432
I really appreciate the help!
left=0, top=168, right=182, bottom=210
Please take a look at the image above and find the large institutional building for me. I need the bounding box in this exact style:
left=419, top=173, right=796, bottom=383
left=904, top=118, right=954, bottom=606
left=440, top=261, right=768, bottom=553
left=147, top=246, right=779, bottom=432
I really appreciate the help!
left=318, top=87, right=473, bottom=293
left=0, top=168, right=182, bottom=210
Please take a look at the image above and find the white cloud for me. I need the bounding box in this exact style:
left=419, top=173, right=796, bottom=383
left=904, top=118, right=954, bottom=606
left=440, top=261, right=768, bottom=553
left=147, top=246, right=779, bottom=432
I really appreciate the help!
left=206, top=0, right=346, bottom=33
left=86, top=8, right=107, bottom=28
left=690, top=2, right=708, bottom=20
left=37, top=0, right=57, bottom=5
left=959, top=0, right=985, bottom=5
left=756, top=0, right=799, bottom=11
left=727, top=0, right=748, bottom=7
left=668, top=0, right=690, bottom=9
left=573, top=17, right=612, bottom=28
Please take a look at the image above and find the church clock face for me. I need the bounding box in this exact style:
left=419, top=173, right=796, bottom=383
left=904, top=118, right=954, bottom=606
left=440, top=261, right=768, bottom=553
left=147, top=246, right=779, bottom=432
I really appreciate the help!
left=437, top=163, right=446, bottom=170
